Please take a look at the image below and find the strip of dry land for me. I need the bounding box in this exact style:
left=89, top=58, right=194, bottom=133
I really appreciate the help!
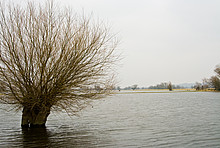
left=113, top=88, right=217, bottom=94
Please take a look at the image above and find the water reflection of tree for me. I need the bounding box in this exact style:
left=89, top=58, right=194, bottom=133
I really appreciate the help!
left=20, top=126, right=113, bottom=147
left=22, top=128, right=51, bottom=147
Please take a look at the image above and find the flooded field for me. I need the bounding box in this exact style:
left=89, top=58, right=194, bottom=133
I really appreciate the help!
left=0, top=92, right=220, bottom=147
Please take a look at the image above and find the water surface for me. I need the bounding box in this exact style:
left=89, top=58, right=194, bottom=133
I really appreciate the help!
left=0, top=92, right=220, bottom=147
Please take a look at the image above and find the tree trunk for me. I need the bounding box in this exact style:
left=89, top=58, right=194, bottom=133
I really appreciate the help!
left=21, top=107, right=50, bottom=128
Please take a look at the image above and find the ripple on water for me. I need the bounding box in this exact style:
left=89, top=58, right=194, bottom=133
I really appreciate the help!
left=0, top=92, right=220, bottom=147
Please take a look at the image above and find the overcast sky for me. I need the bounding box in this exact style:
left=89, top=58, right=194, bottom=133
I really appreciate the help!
left=9, top=0, right=220, bottom=87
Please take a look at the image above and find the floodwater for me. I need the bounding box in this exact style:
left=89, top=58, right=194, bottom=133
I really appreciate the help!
left=0, top=92, right=220, bottom=147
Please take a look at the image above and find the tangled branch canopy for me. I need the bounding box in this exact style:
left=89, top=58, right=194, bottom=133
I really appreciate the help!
left=0, top=2, right=119, bottom=114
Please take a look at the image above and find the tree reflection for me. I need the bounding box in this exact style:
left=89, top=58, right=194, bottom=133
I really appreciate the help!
left=20, top=126, right=113, bottom=147
left=21, top=128, right=51, bottom=147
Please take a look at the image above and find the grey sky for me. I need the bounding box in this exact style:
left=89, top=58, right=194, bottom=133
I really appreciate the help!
left=8, top=0, right=220, bottom=87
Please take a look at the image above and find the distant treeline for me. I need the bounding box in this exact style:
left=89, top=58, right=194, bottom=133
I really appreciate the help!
left=116, top=82, right=184, bottom=90
left=115, top=64, right=220, bottom=91
left=148, top=82, right=183, bottom=89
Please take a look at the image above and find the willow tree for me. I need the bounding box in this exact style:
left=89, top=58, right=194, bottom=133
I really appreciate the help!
left=0, top=1, right=119, bottom=128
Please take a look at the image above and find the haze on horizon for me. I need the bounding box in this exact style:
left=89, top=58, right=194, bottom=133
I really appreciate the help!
left=7, top=0, right=220, bottom=87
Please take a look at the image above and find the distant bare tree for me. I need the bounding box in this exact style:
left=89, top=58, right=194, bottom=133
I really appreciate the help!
left=0, top=1, right=119, bottom=127
left=167, top=82, right=172, bottom=91
left=131, top=84, right=138, bottom=90
left=209, top=65, right=220, bottom=91
left=202, top=78, right=210, bottom=89
left=116, top=86, right=121, bottom=91
left=210, top=76, right=220, bottom=90
left=194, top=82, right=202, bottom=91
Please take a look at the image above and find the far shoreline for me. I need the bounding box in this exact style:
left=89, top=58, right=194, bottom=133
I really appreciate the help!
left=113, top=88, right=218, bottom=94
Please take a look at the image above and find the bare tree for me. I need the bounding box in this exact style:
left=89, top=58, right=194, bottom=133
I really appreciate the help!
left=194, top=82, right=202, bottom=91
left=0, top=1, right=119, bottom=127
left=210, top=76, right=220, bottom=90
left=167, top=82, right=172, bottom=91
left=131, top=84, right=138, bottom=90
left=209, top=65, right=220, bottom=91
left=202, top=78, right=210, bottom=89
left=214, top=65, right=220, bottom=77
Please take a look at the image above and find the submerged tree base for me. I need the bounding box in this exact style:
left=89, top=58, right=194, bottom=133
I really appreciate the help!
left=21, top=107, right=50, bottom=128
left=21, top=123, right=46, bottom=128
